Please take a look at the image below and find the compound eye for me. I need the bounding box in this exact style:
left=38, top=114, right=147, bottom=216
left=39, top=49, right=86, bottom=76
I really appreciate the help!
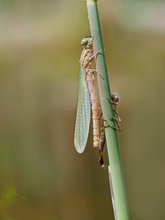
left=81, top=38, right=87, bottom=46
left=81, top=36, right=92, bottom=46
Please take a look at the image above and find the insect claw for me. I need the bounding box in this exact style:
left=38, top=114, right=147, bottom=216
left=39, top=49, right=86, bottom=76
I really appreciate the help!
left=98, top=72, right=104, bottom=80
left=111, top=116, right=118, bottom=121
left=105, top=120, right=120, bottom=131
left=110, top=117, right=121, bottom=131
left=104, top=124, right=110, bottom=128
left=110, top=125, right=119, bottom=130
left=107, top=97, right=116, bottom=105
left=103, top=119, right=110, bottom=128
left=111, top=125, right=121, bottom=131
left=90, top=68, right=104, bottom=79
left=107, top=97, right=114, bottom=105
left=95, top=49, right=102, bottom=56
left=95, top=49, right=105, bottom=58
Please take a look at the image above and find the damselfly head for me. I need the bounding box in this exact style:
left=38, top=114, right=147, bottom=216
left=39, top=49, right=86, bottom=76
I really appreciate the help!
left=81, top=36, right=92, bottom=47
left=111, top=92, right=120, bottom=104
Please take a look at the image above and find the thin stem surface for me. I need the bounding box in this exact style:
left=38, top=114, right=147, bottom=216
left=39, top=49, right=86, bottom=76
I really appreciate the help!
left=85, top=0, right=130, bottom=219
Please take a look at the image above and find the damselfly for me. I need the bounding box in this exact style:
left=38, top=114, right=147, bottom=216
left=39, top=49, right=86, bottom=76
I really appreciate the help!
left=74, top=36, right=100, bottom=154
left=74, top=36, right=121, bottom=167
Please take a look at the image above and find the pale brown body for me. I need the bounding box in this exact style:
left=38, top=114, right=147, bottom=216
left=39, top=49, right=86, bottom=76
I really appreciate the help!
left=80, top=39, right=100, bottom=148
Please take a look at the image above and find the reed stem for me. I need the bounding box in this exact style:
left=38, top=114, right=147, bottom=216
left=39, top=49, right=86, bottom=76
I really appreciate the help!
left=85, top=0, right=130, bottom=219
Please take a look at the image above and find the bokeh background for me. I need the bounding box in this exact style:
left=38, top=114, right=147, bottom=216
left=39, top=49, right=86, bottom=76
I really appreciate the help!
left=0, top=0, right=165, bottom=219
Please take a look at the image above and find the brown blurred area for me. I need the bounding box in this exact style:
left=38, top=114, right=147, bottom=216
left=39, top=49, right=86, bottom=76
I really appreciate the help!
left=0, top=0, right=165, bottom=219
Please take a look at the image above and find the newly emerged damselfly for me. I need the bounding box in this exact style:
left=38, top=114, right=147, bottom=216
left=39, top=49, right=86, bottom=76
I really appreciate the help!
left=74, top=36, right=100, bottom=153
left=74, top=36, right=121, bottom=167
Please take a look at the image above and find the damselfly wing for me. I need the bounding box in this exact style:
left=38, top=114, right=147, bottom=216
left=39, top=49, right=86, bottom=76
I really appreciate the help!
left=74, top=67, right=91, bottom=153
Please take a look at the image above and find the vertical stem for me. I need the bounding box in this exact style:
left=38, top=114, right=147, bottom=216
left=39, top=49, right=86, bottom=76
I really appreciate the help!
left=85, top=1, right=130, bottom=220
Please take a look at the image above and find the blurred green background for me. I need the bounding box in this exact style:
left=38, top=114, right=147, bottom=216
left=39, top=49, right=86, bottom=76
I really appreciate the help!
left=0, top=0, right=165, bottom=219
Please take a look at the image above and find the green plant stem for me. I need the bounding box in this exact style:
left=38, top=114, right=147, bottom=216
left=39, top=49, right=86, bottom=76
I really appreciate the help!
left=85, top=0, right=130, bottom=219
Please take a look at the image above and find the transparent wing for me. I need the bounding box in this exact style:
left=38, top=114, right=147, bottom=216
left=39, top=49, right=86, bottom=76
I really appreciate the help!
left=74, top=68, right=91, bottom=153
